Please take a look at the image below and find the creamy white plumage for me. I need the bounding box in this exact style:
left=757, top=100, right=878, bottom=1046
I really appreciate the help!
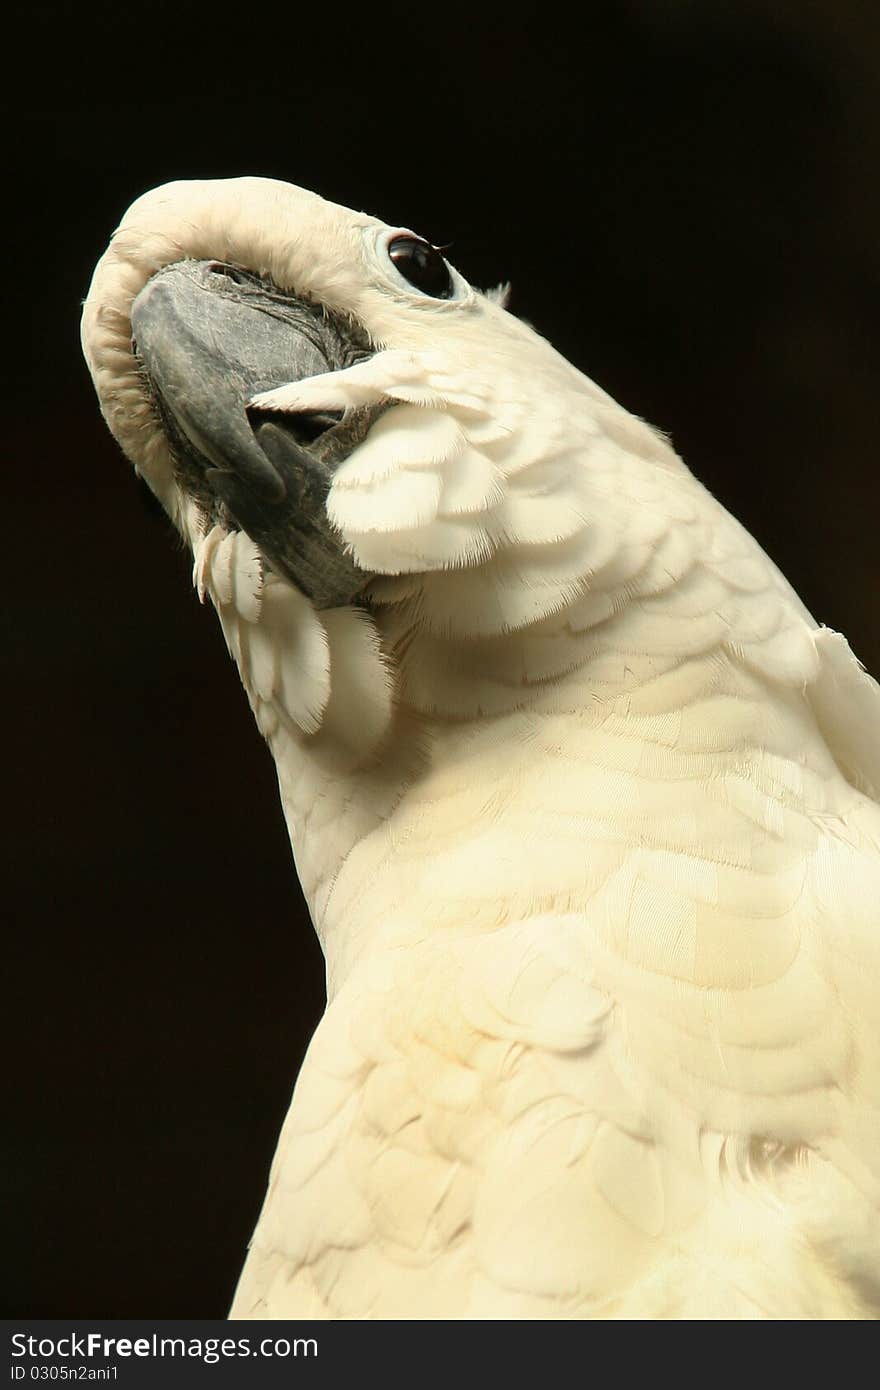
left=82, top=177, right=880, bottom=1319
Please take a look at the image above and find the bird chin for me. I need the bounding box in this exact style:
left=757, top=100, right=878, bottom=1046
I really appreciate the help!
left=131, top=258, right=384, bottom=609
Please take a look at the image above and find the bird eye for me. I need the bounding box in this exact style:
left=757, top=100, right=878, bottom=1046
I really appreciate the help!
left=386, top=235, right=454, bottom=299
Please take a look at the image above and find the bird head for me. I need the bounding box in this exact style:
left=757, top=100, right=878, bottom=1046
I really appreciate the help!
left=82, top=176, right=681, bottom=644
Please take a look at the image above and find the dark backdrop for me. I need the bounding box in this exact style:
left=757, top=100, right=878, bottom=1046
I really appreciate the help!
left=6, top=0, right=879, bottom=1316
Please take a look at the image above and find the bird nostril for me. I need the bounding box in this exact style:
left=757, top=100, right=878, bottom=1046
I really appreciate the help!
left=205, top=260, right=249, bottom=285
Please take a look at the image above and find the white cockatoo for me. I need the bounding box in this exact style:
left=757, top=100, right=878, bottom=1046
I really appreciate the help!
left=82, top=177, right=880, bottom=1320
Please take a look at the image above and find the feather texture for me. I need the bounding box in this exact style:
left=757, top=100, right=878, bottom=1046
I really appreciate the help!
left=82, top=176, right=880, bottom=1320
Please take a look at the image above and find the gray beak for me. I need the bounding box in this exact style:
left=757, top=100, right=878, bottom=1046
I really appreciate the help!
left=131, top=260, right=377, bottom=608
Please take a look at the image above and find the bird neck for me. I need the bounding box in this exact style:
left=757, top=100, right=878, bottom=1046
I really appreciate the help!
left=265, top=576, right=828, bottom=998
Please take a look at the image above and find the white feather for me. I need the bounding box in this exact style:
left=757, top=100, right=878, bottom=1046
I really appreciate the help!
left=209, top=529, right=236, bottom=608
left=231, top=532, right=263, bottom=625
left=82, top=175, right=880, bottom=1322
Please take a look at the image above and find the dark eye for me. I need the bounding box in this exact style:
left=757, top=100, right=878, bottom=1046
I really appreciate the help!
left=387, top=235, right=454, bottom=299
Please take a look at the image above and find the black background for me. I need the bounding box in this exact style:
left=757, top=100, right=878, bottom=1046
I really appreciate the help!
left=6, top=0, right=879, bottom=1316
